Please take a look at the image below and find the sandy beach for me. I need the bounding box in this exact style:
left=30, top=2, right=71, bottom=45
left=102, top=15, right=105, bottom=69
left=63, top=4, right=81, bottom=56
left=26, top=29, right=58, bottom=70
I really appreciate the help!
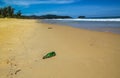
left=0, top=19, right=120, bottom=78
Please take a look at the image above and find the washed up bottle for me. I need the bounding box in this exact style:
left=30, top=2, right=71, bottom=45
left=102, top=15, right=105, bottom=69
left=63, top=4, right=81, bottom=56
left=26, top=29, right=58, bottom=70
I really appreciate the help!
left=43, top=51, right=56, bottom=59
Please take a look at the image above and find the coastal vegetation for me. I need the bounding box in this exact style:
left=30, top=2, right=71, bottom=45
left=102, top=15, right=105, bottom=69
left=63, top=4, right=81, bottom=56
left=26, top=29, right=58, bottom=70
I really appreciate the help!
left=0, top=6, right=72, bottom=19
left=78, top=16, right=86, bottom=18
left=38, top=14, right=72, bottom=19
left=0, top=6, right=21, bottom=18
left=23, top=14, right=72, bottom=19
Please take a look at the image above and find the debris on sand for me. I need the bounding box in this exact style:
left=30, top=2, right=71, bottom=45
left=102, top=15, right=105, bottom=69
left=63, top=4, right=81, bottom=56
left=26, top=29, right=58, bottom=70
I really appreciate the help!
left=15, top=69, right=21, bottom=75
left=48, top=27, right=53, bottom=29
left=43, top=51, right=56, bottom=59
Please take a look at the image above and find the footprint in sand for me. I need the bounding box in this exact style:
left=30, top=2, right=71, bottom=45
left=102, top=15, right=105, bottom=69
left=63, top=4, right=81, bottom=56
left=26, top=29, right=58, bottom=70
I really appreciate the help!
left=6, top=56, right=21, bottom=78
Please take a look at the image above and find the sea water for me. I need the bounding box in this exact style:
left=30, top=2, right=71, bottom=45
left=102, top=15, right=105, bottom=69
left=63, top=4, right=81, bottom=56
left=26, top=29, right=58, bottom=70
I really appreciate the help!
left=41, top=18, right=120, bottom=34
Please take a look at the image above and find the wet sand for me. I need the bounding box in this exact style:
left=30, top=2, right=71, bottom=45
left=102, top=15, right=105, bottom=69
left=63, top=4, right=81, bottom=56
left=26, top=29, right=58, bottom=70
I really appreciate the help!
left=0, top=19, right=120, bottom=78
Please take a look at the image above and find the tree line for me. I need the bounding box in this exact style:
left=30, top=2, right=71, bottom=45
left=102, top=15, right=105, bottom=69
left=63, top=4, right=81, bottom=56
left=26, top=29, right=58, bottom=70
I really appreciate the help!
left=0, top=6, right=22, bottom=18
left=0, top=6, right=86, bottom=19
left=24, top=14, right=72, bottom=19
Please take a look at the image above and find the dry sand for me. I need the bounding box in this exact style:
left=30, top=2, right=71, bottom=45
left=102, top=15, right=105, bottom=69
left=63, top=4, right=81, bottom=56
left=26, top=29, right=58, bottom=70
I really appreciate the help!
left=0, top=18, right=120, bottom=78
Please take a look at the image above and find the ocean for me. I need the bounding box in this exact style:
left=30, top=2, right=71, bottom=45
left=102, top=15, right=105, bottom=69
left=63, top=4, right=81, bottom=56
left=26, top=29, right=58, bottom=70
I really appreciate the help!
left=41, top=18, right=120, bottom=34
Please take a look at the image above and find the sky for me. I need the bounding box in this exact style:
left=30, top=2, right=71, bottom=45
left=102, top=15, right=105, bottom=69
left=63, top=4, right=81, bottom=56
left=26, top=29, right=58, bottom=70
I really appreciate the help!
left=0, top=0, right=120, bottom=17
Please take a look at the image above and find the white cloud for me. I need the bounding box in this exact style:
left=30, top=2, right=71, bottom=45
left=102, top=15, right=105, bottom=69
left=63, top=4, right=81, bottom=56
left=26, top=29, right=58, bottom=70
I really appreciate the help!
left=3, top=0, right=76, bottom=6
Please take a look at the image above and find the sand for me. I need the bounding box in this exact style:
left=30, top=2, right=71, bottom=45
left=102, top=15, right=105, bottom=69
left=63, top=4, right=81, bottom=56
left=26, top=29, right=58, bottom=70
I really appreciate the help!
left=0, top=18, right=120, bottom=78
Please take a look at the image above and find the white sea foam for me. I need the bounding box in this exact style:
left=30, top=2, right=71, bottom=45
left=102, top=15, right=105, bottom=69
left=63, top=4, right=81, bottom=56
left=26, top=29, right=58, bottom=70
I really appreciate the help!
left=49, top=18, right=120, bottom=22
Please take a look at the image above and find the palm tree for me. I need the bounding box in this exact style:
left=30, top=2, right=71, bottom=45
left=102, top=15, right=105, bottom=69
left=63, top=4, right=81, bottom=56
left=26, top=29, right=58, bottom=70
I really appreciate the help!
left=0, top=8, right=2, bottom=17
left=5, top=6, right=14, bottom=17
left=0, top=8, right=4, bottom=17
left=3, top=7, right=8, bottom=17
left=7, top=6, right=14, bottom=17
left=0, top=6, right=22, bottom=18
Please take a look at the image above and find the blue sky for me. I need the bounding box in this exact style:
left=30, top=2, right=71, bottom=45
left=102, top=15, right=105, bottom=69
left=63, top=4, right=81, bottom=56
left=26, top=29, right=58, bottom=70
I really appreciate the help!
left=0, top=0, right=120, bottom=17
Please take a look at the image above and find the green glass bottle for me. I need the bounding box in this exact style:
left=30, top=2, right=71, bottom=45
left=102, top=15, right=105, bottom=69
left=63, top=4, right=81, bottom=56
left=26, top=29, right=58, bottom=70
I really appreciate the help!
left=43, top=51, right=56, bottom=59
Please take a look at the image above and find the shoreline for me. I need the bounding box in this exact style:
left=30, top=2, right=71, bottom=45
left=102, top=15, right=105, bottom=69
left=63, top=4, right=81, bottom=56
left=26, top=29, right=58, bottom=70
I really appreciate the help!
left=0, top=19, right=120, bottom=78
left=40, top=20, right=120, bottom=35
left=44, top=18, right=120, bottom=21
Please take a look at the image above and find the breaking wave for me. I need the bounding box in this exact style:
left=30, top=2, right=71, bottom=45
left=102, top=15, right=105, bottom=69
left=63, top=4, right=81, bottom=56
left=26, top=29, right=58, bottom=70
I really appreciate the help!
left=49, top=18, right=120, bottom=22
